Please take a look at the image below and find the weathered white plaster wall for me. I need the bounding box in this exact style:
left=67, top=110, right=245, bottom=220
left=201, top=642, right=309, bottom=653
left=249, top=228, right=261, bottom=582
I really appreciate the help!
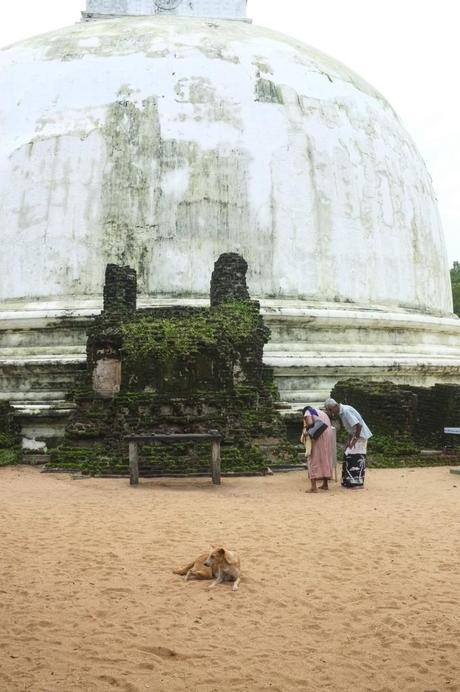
left=0, top=16, right=453, bottom=316
left=85, top=0, right=247, bottom=18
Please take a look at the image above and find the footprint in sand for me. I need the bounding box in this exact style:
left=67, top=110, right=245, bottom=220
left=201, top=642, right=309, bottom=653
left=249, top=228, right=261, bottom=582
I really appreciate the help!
left=102, top=587, right=133, bottom=595
left=410, top=662, right=430, bottom=674
left=138, top=662, right=156, bottom=670
left=98, top=675, right=139, bottom=691
left=138, top=645, right=180, bottom=658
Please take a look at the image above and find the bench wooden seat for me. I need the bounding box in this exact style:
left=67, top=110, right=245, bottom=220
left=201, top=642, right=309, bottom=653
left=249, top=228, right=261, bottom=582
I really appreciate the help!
left=124, top=432, right=223, bottom=486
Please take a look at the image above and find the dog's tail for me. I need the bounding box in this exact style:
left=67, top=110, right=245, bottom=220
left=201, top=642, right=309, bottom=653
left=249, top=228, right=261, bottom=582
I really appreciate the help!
left=173, top=561, right=195, bottom=575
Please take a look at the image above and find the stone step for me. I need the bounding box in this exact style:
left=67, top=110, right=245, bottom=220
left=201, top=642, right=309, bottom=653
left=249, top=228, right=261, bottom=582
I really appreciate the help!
left=0, top=356, right=86, bottom=403
left=11, top=400, right=77, bottom=452
left=276, top=390, right=330, bottom=402
left=22, top=453, right=51, bottom=465
left=277, top=403, right=323, bottom=418
left=11, top=402, right=76, bottom=417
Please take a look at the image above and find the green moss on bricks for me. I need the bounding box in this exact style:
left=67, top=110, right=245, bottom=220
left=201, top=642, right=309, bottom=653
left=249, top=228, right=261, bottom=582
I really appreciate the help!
left=368, top=455, right=460, bottom=469
left=48, top=440, right=272, bottom=476
left=122, top=301, right=258, bottom=367
left=370, top=435, right=419, bottom=457
left=333, top=415, right=460, bottom=469
left=48, top=386, right=296, bottom=476
left=331, top=378, right=460, bottom=448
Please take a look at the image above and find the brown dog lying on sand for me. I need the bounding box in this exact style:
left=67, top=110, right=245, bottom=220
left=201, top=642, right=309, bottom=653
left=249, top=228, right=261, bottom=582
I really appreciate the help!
left=173, top=546, right=241, bottom=591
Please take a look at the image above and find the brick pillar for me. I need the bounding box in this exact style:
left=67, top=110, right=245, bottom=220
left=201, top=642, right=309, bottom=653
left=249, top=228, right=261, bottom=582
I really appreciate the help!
left=88, top=264, right=137, bottom=397
left=210, top=253, right=250, bottom=306
left=103, top=264, right=137, bottom=317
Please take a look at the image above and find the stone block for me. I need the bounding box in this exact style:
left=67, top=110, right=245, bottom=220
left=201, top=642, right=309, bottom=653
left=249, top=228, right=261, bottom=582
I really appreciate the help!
left=92, top=359, right=122, bottom=398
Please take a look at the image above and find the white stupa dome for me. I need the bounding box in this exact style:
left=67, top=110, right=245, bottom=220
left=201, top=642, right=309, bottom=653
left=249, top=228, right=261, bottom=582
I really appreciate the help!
left=0, top=0, right=459, bottom=417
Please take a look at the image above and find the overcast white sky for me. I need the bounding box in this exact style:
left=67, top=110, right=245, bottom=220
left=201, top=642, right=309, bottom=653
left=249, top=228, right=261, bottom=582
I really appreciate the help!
left=1, top=0, right=458, bottom=264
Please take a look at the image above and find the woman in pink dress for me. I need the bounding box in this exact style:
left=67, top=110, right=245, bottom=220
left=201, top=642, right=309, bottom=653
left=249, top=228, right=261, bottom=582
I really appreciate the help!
left=301, top=406, right=333, bottom=493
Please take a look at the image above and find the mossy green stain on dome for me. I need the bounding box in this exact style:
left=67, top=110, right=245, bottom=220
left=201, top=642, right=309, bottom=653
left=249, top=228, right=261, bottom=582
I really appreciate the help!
left=101, top=90, right=161, bottom=285
left=255, top=78, right=284, bottom=105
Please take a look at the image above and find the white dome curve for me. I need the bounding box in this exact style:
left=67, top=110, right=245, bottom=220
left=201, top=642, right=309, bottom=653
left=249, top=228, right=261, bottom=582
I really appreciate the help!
left=0, top=16, right=453, bottom=315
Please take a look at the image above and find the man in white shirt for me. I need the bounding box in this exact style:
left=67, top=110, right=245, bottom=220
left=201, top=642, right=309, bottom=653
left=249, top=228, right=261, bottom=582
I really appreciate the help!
left=324, top=398, right=372, bottom=488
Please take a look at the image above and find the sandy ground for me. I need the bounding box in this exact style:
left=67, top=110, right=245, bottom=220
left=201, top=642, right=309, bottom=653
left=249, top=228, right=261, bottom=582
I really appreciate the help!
left=0, top=466, right=459, bottom=692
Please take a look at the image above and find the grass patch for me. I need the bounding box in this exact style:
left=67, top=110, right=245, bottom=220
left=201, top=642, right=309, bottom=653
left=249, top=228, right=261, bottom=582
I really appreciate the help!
left=367, top=455, right=460, bottom=469
left=0, top=449, right=20, bottom=466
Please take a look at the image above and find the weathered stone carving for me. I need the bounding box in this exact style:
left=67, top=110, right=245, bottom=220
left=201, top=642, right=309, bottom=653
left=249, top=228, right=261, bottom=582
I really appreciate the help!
left=92, top=359, right=122, bottom=398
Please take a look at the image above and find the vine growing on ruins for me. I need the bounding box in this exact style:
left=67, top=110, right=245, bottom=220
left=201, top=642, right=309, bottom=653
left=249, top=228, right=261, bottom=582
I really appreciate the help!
left=121, top=300, right=258, bottom=367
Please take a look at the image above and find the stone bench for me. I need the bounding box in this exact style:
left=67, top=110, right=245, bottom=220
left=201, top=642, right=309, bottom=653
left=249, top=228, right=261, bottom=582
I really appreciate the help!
left=124, top=431, right=223, bottom=486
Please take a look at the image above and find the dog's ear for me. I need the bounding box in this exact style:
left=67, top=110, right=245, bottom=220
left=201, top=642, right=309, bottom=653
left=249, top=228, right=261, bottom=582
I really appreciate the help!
left=217, top=547, right=225, bottom=555
left=224, top=549, right=238, bottom=565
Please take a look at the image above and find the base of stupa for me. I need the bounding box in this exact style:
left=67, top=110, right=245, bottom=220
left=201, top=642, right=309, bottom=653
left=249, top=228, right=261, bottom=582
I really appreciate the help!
left=261, top=301, right=460, bottom=409
left=2, top=297, right=460, bottom=448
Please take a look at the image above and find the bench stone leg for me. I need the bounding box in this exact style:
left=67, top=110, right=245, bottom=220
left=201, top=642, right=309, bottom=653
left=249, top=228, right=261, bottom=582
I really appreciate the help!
left=211, top=440, right=221, bottom=485
left=129, top=442, right=139, bottom=486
